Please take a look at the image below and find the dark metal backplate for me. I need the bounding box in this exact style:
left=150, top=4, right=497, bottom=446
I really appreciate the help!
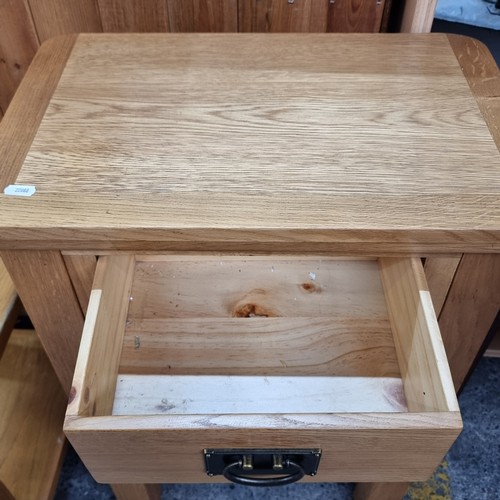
left=204, top=448, right=322, bottom=477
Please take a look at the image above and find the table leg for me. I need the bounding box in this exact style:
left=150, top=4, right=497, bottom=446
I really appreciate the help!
left=438, top=254, right=500, bottom=391
left=354, top=254, right=500, bottom=500
left=0, top=250, right=84, bottom=393
left=353, top=482, right=409, bottom=500
left=111, top=484, right=161, bottom=500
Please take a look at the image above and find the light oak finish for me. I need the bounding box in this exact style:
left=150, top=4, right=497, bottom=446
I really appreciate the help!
left=63, top=253, right=98, bottom=313
left=439, top=254, right=500, bottom=391
left=0, top=250, right=84, bottom=393
left=424, top=256, right=462, bottom=316
left=1, top=34, right=499, bottom=253
left=357, top=33, right=500, bottom=500
left=65, top=411, right=462, bottom=484
left=0, top=330, right=67, bottom=500
left=379, top=258, right=458, bottom=413
left=0, top=258, right=20, bottom=358
left=0, top=33, right=498, bottom=500
left=0, top=34, right=76, bottom=189
left=65, top=255, right=461, bottom=483
left=448, top=34, right=500, bottom=148
left=68, top=255, right=135, bottom=417
left=0, top=1, right=438, bottom=113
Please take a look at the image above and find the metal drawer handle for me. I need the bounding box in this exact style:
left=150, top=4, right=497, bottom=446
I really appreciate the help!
left=223, top=458, right=305, bottom=487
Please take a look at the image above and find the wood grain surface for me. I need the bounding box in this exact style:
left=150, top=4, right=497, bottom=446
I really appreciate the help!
left=0, top=34, right=498, bottom=253
left=63, top=253, right=98, bottom=313
left=0, top=258, right=20, bottom=358
left=64, top=411, right=462, bottom=483
left=327, top=0, right=385, bottom=33
left=0, top=0, right=39, bottom=114
left=28, top=0, right=102, bottom=42
left=424, top=255, right=461, bottom=315
left=0, top=250, right=84, bottom=393
left=121, top=256, right=399, bottom=377
left=0, top=1, right=432, bottom=113
left=113, top=375, right=407, bottom=414
left=167, top=0, right=237, bottom=32
left=240, top=0, right=329, bottom=32
left=0, top=330, right=67, bottom=500
left=438, top=254, right=500, bottom=391
left=66, top=253, right=461, bottom=484
left=379, top=258, right=458, bottom=413
left=68, top=255, right=135, bottom=417
left=0, top=34, right=76, bottom=190
left=355, top=32, right=500, bottom=500
left=98, top=0, right=169, bottom=32
left=121, top=317, right=399, bottom=376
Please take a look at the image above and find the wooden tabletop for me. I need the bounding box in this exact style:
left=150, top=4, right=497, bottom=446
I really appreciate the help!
left=0, top=33, right=499, bottom=254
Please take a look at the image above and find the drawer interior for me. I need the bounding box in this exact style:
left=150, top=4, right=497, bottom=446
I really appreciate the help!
left=70, top=255, right=458, bottom=417
left=65, top=254, right=462, bottom=483
left=116, top=257, right=404, bottom=415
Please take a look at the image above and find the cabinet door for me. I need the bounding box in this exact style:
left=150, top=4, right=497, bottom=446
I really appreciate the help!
left=239, top=0, right=385, bottom=33
left=29, top=0, right=102, bottom=41
left=166, top=0, right=238, bottom=32
left=239, top=0, right=329, bottom=32
left=327, top=0, right=386, bottom=33
left=99, top=0, right=237, bottom=32
left=98, top=0, right=170, bottom=32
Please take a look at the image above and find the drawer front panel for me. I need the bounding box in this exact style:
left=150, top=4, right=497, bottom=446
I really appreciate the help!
left=65, top=412, right=461, bottom=483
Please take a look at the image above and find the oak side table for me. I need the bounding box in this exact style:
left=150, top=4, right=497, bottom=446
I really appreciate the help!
left=0, top=34, right=499, bottom=500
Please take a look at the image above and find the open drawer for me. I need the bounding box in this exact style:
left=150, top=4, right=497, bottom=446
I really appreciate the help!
left=64, top=255, right=462, bottom=484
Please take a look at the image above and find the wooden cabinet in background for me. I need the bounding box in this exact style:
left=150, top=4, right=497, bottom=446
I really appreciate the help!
left=239, top=0, right=330, bottom=32
left=0, top=0, right=437, bottom=116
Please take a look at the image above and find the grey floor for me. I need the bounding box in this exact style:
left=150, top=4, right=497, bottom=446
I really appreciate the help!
left=54, top=18, right=500, bottom=500
left=55, top=357, right=500, bottom=499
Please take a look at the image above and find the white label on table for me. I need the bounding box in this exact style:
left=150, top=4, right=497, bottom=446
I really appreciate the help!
left=3, top=185, right=36, bottom=197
